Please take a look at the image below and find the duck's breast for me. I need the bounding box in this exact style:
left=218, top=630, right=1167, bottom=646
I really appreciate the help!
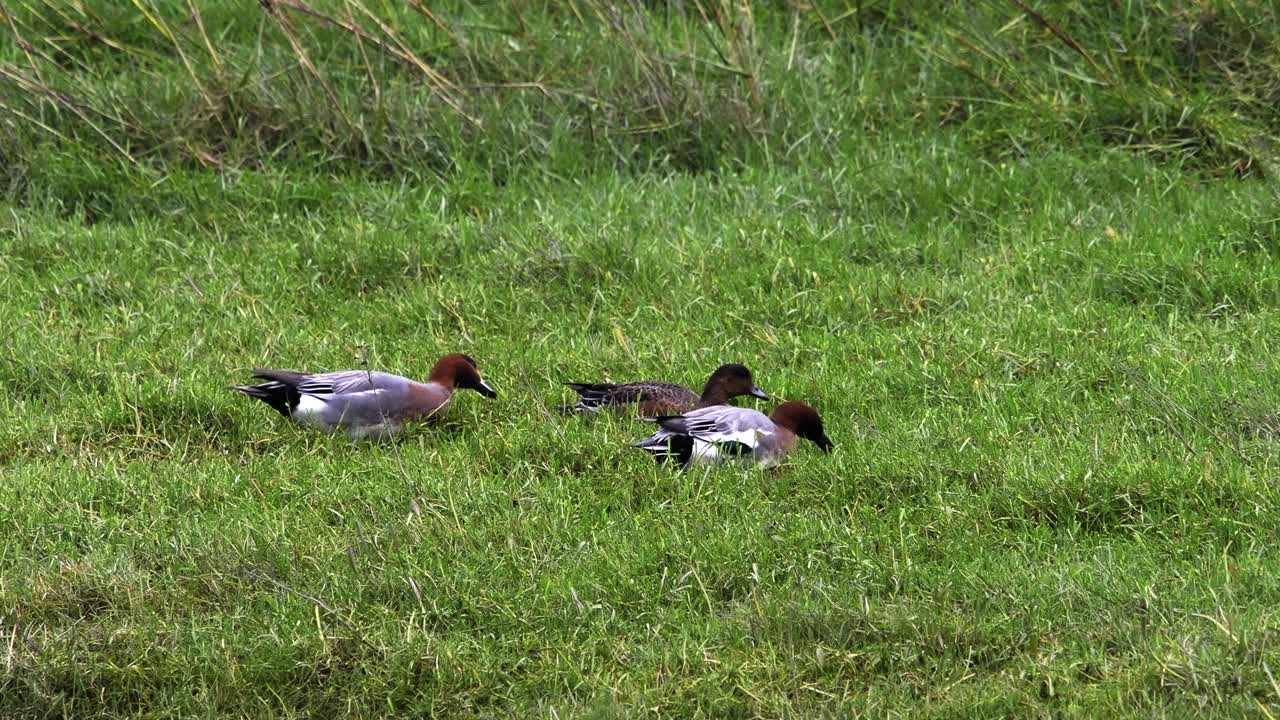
left=406, top=382, right=452, bottom=421
left=756, top=428, right=798, bottom=464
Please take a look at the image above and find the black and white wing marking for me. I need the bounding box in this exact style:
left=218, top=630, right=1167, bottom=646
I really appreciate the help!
left=634, top=407, right=775, bottom=465
left=249, top=369, right=406, bottom=398
left=660, top=406, right=774, bottom=455
left=631, top=426, right=695, bottom=464
left=291, top=370, right=375, bottom=396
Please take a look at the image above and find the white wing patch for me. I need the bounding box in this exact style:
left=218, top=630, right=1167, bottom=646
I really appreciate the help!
left=689, top=440, right=722, bottom=464
left=687, top=428, right=774, bottom=465
left=291, top=394, right=331, bottom=426
left=691, top=427, right=772, bottom=449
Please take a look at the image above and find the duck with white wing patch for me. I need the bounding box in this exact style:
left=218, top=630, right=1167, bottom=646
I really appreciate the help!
left=632, top=400, right=833, bottom=467
left=231, top=353, right=497, bottom=440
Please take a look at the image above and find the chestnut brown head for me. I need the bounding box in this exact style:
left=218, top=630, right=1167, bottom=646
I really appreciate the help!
left=701, top=363, right=769, bottom=404
left=430, top=353, right=497, bottom=398
left=769, top=401, right=833, bottom=453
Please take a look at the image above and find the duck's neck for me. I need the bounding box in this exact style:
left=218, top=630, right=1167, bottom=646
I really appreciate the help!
left=427, top=366, right=457, bottom=389
left=699, top=380, right=729, bottom=405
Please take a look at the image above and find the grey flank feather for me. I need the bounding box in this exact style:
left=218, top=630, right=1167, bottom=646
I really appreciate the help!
left=666, top=406, right=775, bottom=445
left=295, top=370, right=412, bottom=396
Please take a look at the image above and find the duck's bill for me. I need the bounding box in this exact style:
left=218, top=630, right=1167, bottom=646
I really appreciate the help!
left=749, top=386, right=770, bottom=400
left=816, top=435, right=834, bottom=453
left=476, top=379, right=498, bottom=398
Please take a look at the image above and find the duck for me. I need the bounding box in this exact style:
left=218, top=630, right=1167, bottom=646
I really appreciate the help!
left=631, top=400, right=832, bottom=467
left=231, top=353, right=497, bottom=440
left=564, top=363, right=769, bottom=417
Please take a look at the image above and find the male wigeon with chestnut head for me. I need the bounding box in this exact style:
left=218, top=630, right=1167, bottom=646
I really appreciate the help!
left=565, top=363, right=769, bottom=417
left=631, top=400, right=832, bottom=468
left=232, top=352, right=497, bottom=440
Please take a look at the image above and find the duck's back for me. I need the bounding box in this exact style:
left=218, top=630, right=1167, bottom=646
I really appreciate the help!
left=568, top=380, right=699, bottom=416
left=627, top=381, right=700, bottom=416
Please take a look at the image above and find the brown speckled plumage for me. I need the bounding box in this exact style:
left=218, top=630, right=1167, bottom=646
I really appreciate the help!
left=565, top=363, right=768, bottom=417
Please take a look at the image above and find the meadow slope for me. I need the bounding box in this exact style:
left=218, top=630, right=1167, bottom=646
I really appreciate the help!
left=3, top=1, right=1280, bottom=717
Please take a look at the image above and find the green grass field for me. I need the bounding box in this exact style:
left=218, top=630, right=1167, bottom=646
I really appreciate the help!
left=4, top=1, right=1280, bottom=717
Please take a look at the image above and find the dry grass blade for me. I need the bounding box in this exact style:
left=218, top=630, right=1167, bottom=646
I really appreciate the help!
left=586, top=0, right=674, bottom=128
left=34, top=0, right=139, bottom=61
left=1121, top=365, right=1249, bottom=464
left=808, top=1, right=836, bottom=41
left=942, top=26, right=1033, bottom=99
left=0, top=65, right=140, bottom=166
left=694, top=0, right=761, bottom=106
left=0, top=96, right=68, bottom=140
left=186, top=0, right=224, bottom=77
left=259, top=0, right=353, bottom=131
left=1, top=1, right=49, bottom=85
left=1002, top=0, right=1110, bottom=84
left=345, top=2, right=380, bottom=107
left=128, top=0, right=207, bottom=102
left=268, top=0, right=476, bottom=126
left=255, top=571, right=382, bottom=655
left=404, top=0, right=465, bottom=48
left=920, top=44, right=1020, bottom=102
left=342, top=0, right=459, bottom=95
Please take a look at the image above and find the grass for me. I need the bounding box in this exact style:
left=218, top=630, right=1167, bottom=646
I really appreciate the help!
left=3, top=1, right=1280, bottom=717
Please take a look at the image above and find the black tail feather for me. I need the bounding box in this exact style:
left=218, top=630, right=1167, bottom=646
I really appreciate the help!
left=565, top=382, right=618, bottom=395
left=564, top=381, right=616, bottom=403
left=652, top=414, right=689, bottom=434
left=632, top=433, right=694, bottom=466
left=231, top=381, right=299, bottom=418
left=251, top=368, right=309, bottom=386
left=563, top=381, right=622, bottom=414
